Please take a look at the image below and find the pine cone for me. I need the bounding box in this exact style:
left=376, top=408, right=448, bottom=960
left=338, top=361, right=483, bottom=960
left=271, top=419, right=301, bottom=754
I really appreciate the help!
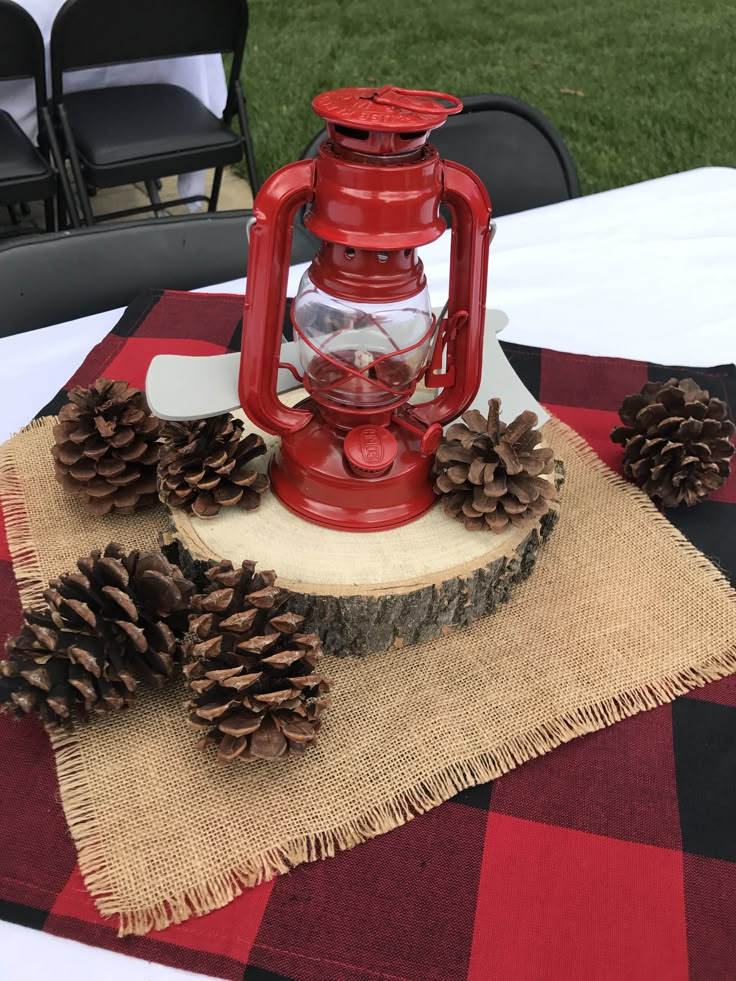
left=158, top=415, right=269, bottom=520
left=434, top=398, right=556, bottom=532
left=52, top=378, right=160, bottom=515
left=0, top=544, right=194, bottom=732
left=611, top=378, right=735, bottom=507
left=184, top=560, right=330, bottom=762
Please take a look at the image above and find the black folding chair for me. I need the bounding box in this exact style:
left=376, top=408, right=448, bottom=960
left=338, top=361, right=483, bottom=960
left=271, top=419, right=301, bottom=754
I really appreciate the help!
left=0, top=211, right=316, bottom=336
left=300, top=93, right=580, bottom=219
left=0, top=0, right=75, bottom=233
left=50, top=0, right=259, bottom=225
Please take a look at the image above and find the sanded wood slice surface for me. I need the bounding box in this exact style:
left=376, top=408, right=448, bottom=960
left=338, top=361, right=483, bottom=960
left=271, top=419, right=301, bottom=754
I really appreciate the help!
left=163, top=392, right=563, bottom=656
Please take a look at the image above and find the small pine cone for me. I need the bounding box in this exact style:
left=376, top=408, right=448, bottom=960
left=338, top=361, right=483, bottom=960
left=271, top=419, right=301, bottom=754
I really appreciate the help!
left=184, top=560, right=331, bottom=763
left=52, top=378, right=161, bottom=515
left=611, top=378, right=735, bottom=507
left=158, top=414, right=269, bottom=520
left=0, top=544, right=194, bottom=732
left=434, top=398, right=556, bottom=532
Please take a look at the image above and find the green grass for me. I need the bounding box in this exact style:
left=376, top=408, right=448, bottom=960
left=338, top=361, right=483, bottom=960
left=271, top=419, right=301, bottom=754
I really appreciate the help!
left=241, top=0, right=735, bottom=195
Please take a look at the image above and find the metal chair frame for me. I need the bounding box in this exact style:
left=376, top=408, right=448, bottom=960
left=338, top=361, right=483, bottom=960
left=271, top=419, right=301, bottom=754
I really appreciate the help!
left=0, top=0, right=78, bottom=232
left=49, top=0, right=259, bottom=225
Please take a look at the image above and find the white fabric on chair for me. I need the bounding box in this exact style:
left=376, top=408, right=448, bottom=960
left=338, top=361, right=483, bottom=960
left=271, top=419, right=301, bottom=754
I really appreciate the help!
left=0, top=0, right=228, bottom=202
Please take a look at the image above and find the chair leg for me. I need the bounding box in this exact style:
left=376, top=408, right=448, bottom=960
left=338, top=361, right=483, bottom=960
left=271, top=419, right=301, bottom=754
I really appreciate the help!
left=56, top=188, right=67, bottom=229
left=145, top=179, right=166, bottom=217
left=43, top=197, right=56, bottom=232
left=58, top=104, right=94, bottom=225
left=58, top=175, right=80, bottom=229
left=208, top=167, right=224, bottom=212
left=235, top=81, right=260, bottom=196
left=7, top=205, right=20, bottom=225
left=41, top=107, right=80, bottom=229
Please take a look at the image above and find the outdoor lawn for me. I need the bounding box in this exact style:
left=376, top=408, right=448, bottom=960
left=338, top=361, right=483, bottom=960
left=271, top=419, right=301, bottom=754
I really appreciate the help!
left=243, top=0, right=735, bottom=195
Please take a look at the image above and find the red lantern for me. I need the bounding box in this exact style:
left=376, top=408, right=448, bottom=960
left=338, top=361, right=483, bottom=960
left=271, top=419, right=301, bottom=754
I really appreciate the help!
left=239, top=86, right=493, bottom=531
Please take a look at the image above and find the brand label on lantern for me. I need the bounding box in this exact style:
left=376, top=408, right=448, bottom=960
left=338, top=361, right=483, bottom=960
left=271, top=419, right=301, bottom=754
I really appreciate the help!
left=344, top=424, right=398, bottom=477
left=359, top=428, right=383, bottom=465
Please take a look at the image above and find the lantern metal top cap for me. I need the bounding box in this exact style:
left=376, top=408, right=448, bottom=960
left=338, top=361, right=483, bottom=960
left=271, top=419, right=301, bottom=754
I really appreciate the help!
left=312, top=86, right=463, bottom=133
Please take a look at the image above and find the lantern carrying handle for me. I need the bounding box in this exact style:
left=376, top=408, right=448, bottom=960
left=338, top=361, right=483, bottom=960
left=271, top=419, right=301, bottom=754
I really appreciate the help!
left=412, top=159, right=493, bottom=427
left=238, top=159, right=316, bottom=435
left=370, top=86, right=463, bottom=120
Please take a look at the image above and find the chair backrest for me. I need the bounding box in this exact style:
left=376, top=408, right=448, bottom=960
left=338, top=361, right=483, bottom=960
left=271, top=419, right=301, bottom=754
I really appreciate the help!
left=300, top=93, right=580, bottom=218
left=0, top=0, right=47, bottom=109
left=430, top=95, right=579, bottom=216
left=0, top=212, right=317, bottom=336
left=50, top=0, right=248, bottom=102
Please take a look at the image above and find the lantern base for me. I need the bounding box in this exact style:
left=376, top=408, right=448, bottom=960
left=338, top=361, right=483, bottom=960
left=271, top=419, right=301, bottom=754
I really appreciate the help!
left=269, top=403, right=437, bottom=532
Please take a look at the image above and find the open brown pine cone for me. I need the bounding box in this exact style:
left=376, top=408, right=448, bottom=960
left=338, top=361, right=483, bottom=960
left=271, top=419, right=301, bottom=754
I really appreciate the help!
left=0, top=544, right=194, bottom=732
left=158, top=414, right=269, bottom=520
left=51, top=378, right=160, bottom=515
left=184, top=560, right=331, bottom=763
left=434, top=398, right=556, bottom=532
left=611, top=378, right=735, bottom=507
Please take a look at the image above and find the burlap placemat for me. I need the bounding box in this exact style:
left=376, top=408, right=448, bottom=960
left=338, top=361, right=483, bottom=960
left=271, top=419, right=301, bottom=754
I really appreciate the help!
left=2, top=416, right=735, bottom=936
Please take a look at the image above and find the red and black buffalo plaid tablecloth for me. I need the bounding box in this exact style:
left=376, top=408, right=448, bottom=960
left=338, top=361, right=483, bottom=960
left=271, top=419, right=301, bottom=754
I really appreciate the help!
left=1, top=290, right=735, bottom=981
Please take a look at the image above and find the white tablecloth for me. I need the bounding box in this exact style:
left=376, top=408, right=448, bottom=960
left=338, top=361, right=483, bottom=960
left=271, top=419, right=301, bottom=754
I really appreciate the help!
left=0, top=0, right=228, bottom=201
left=1, top=167, right=735, bottom=979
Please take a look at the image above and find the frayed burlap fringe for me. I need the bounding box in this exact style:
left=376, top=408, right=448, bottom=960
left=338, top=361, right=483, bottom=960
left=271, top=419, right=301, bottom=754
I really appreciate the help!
left=52, top=645, right=736, bottom=937
left=2, top=415, right=736, bottom=936
left=0, top=418, right=50, bottom=608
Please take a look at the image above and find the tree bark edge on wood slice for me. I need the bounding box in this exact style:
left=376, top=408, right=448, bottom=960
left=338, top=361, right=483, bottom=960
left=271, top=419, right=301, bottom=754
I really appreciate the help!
left=162, top=464, right=564, bottom=658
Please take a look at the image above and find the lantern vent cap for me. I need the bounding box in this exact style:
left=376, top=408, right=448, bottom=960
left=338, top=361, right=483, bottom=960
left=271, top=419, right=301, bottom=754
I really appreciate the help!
left=312, top=86, right=463, bottom=134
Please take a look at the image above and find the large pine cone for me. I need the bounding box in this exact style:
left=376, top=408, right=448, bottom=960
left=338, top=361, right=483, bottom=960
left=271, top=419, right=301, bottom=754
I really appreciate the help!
left=158, top=415, right=269, bottom=519
left=611, top=378, right=735, bottom=507
left=434, top=398, right=556, bottom=532
left=185, top=560, right=331, bottom=762
left=0, top=544, right=194, bottom=732
left=52, top=378, right=160, bottom=515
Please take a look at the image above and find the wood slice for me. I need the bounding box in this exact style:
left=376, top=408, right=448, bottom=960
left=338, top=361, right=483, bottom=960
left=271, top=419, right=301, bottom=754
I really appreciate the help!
left=163, top=393, right=563, bottom=657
